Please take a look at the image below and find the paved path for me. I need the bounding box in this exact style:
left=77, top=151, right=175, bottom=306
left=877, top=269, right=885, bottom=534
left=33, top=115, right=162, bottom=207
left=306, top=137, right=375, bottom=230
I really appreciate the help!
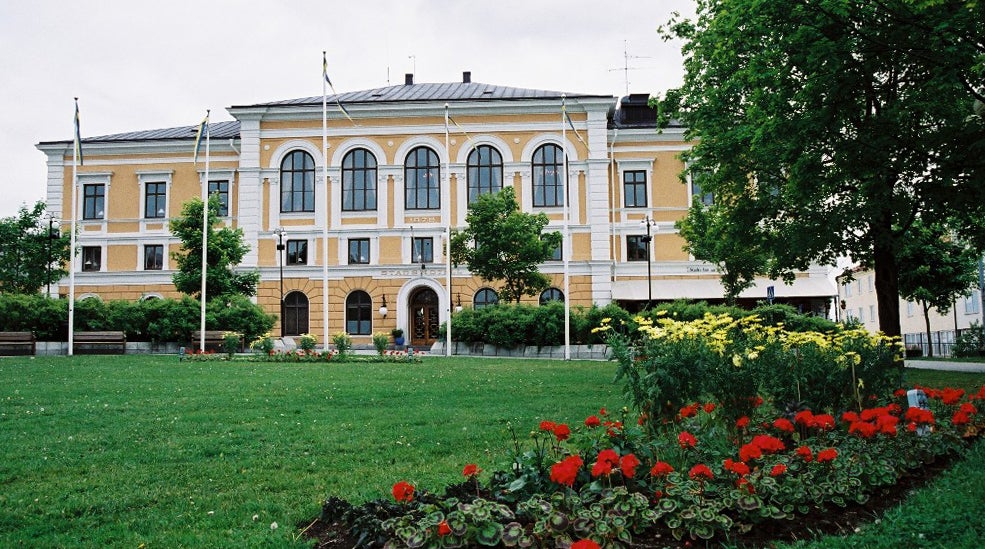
left=905, top=360, right=985, bottom=373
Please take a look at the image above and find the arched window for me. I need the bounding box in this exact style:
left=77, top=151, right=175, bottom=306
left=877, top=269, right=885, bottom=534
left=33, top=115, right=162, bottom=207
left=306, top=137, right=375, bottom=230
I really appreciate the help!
left=532, top=143, right=564, bottom=207
left=345, top=290, right=372, bottom=335
left=539, top=287, right=564, bottom=305
left=280, top=150, right=315, bottom=213
left=404, top=146, right=440, bottom=210
left=342, top=148, right=377, bottom=211
left=283, top=291, right=309, bottom=336
left=473, top=288, right=499, bottom=309
left=467, top=145, right=503, bottom=204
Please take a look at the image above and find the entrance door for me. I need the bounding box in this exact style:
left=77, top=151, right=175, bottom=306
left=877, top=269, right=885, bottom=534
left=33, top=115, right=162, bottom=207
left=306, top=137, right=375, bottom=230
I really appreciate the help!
left=284, top=291, right=309, bottom=336
left=409, top=288, right=439, bottom=348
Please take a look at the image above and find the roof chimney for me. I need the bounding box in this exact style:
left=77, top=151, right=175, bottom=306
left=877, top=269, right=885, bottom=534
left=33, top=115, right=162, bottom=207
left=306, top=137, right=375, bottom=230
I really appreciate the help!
left=405, top=73, right=414, bottom=85
left=462, top=71, right=471, bottom=84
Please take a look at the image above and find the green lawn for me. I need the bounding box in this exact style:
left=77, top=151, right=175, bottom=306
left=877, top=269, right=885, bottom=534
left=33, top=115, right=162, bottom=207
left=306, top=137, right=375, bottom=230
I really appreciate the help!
left=0, top=355, right=626, bottom=548
left=0, top=355, right=982, bottom=548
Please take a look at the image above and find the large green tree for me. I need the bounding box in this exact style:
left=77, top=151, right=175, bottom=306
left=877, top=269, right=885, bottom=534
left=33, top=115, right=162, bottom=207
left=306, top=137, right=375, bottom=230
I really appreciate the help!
left=449, top=186, right=562, bottom=304
left=897, top=219, right=979, bottom=356
left=658, top=0, right=985, bottom=337
left=170, top=196, right=259, bottom=300
left=0, top=201, right=70, bottom=295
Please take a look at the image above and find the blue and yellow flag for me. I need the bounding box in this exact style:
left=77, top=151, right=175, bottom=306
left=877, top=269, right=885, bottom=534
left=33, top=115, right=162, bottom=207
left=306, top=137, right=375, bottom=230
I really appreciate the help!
left=193, top=112, right=209, bottom=164
left=74, top=98, right=84, bottom=165
left=323, top=52, right=356, bottom=125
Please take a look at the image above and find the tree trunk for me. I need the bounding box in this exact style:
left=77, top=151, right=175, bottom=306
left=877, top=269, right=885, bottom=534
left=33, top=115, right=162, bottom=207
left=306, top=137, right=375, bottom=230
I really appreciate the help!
left=873, top=239, right=902, bottom=338
left=922, top=300, right=933, bottom=358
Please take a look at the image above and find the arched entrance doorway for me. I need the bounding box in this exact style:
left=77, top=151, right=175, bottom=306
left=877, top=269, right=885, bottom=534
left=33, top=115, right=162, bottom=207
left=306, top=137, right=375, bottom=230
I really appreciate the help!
left=283, top=291, right=309, bottom=336
left=409, top=287, right=440, bottom=348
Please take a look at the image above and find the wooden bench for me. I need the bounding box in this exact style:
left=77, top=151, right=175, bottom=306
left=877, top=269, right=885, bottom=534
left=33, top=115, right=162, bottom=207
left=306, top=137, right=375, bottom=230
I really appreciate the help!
left=74, top=331, right=126, bottom=354
left=191, top=330, right=242, bottom=353
left=0, top=332, right=36, bottom=356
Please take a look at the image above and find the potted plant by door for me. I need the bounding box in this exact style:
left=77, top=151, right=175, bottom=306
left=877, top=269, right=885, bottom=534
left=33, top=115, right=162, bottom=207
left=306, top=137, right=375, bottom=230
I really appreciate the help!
left=391, top=328, right=405, bottom=347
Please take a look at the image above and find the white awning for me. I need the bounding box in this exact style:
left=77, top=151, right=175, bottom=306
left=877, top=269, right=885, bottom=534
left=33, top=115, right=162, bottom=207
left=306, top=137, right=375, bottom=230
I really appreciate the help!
left=611, top=276, right=836, bottom=301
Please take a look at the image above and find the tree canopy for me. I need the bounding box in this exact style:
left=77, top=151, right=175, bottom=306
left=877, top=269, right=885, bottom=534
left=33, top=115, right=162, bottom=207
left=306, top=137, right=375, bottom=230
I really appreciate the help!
left=659, top=0, right=985, bottom=336
left=897, top=219, right=980, bottom=355
left=0, top=201, right=70, bottom=295
left=170, top=196, right=259, bottom=300
left=449, top=186, right=562, bottom=304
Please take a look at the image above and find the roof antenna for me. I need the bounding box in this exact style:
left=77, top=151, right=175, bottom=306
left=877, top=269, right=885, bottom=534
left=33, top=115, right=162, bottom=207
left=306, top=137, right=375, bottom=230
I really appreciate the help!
left=609, top=40, right=652, bottom=96
left=408, top=54, right=416, bottom=78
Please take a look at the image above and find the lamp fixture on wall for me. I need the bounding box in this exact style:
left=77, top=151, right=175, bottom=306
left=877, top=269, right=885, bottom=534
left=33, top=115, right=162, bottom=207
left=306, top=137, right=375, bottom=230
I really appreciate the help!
left=379, top=294, right=388, bottom=317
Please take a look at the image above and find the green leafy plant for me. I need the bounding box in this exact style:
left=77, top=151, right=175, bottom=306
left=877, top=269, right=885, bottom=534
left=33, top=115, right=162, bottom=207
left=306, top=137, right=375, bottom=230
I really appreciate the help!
left=373, top=332, right=389, bottom=355
left=221, top=332, right=241, bottom=357
left=298, top=333, right=317, bottom=352
left=332, top=332, right=353, bottom=357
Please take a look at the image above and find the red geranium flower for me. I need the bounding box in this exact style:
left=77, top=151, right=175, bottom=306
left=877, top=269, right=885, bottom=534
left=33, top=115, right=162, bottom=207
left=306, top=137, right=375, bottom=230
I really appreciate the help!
left=795, top=445, right=813, bottom=462
left=736, top=477, right=755, bottom=494
left=650, top=461, right=674, bottom=477
left=599, top=407, right=608, bottom=416
left=751, top=434, right=786, bottom=453
left=679, top=403, right=699, bottom=418
left=585, top=415, right=601, bottom=428
left=794, top=410, right=815, bottom=427
left=959, top=402, right=977, bottom=415
left=462, top=463, right=481, bottom=478
left=813, top=414, right=836, bottom=430
left=539, top=420, right=556, bottom=432
left=550, top=455, right=583, bottom=487
left=816, top=448, right=838, bottom=463
left=739, top=442, right=762, bottom=462
left=723, top=458, right=750, bottom=476
left=620, top=453, right=641, bottom=478
left=678, top=431, right=697, bottom=449
left=591, top=449, right=619, bottom=477
left=553, top=423, right=571, bottom=442
left=849, top=421, right=877, bottom=438
left=604, top=420, right=624, bottom=437
left=894, top=388, right=907, bottom=398
left=770, top=464, right=787, bottom=476
left=841, top=411, right=860, bottom=424
left=571, top=540, right=601, bottom=549
left=703, top=402, right=716, bottom=414
left=773, top=418, right=795, bottom=433
left=736, top=416, right=750, bottom=429
left=953, top=411, right=971, bottom=426
left=438, top=520, right=451, bottom=536
left=392, top=481, right=414, bottom=502
left=689, top=463, right=713, bottom=480
left=941, top=387, right=965, bottom=405
left=904, top=408, right=935, bottom=425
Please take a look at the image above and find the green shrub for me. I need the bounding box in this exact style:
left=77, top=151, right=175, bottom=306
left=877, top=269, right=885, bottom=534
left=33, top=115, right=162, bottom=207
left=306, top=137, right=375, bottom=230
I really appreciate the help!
left=954, top=322, right=985, bottom=357
left=372, top=332, right=389, bottom=355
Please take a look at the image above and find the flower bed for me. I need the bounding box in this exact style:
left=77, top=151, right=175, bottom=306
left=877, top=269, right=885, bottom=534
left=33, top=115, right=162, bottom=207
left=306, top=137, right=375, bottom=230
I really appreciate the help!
left=310, top=314, right=983, bottom=548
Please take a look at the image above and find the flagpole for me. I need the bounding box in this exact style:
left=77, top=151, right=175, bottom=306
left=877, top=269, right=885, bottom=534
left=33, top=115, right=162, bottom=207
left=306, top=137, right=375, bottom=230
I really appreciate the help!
left=444, top=104, right=452, bottom=357
left=68, top=98, right=80, bottom=356
left=562, top=95, right=571, bottom=361
left=199, top=111, right=210, bottom=352
left=322, top=52, right=330, bottom=350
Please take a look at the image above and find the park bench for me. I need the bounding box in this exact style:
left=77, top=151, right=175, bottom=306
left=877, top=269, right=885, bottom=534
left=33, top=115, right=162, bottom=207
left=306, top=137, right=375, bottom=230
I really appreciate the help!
left=74, top=331, right=126, bottom=354
left=0, top=332, right=36, bottom=356
left=191, top=330, right=242, bottom=353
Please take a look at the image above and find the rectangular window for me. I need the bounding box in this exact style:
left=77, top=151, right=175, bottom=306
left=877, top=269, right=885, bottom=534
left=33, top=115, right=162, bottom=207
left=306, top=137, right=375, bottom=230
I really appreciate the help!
left=348, top=238, right=370, bottom=265
left=208, top=180, right=229, bottom=217
left=81, top=246, right=101, bottom=272
left=411, top=237, right=434, bottom=264
left=858, top=307, right=865, bottom=322
left=870, top=305, right=876, bottom=322
left=82, top=184, right=105, bottom=220
left=549, top=242, right=562, bottom=261
left=907, top=301, right=914, bottom=317
left=286, top=240, right=307, bottom=265
left=144, top=244, right=164, bottom=270
left=626, top=235, right=649, bottom=262
left=623, top=170, right=647, bottom=208
left=966, top=291, right=981, bottom=314
left=867, top=276, right=873, bottom=292
left=145, top=182, right=167, bottom=218
left=690, top=173, right=713, bottom=205
left=844, top=282, right=852, bottom=297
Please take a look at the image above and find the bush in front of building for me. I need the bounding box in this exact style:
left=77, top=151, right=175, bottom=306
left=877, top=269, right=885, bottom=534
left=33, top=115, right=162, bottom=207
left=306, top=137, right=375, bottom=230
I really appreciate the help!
left=954, top=322, right=985, bottom=357
left=0, top=293, right=274, bottom=344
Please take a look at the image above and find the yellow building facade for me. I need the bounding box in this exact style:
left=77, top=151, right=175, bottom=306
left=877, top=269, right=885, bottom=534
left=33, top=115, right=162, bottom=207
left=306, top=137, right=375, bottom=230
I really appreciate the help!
left=37, top=74, right=834, bottom=349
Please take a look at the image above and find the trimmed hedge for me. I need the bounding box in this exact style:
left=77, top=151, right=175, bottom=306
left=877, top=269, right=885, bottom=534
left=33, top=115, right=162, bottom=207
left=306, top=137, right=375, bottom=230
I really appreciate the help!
left=0, top=293, right=274, bottom=344
left=448, top=300, right=839, bottom=348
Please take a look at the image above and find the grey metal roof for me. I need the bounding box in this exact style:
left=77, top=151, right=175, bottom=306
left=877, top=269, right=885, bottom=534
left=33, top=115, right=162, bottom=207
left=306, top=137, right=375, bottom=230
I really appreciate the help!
left=38, top=120, right=241, bottom=146
left=236, top=81, right=610, bottom=108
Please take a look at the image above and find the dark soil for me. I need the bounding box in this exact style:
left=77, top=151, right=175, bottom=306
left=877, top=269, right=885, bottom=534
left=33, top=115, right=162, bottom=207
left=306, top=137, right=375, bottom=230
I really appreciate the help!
left=300, top=453, right=957, bottom=548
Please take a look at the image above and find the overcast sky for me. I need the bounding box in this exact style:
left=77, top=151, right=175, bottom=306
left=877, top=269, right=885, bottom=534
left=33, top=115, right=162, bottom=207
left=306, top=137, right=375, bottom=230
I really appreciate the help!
left=0, top=0, right=694, bottom=218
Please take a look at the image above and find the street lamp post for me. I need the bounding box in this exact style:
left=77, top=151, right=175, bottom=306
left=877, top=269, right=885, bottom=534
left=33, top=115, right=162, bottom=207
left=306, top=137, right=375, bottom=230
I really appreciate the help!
left=46, top=215, right=60, bottom=297
left=274, top=227, right=287, bottom=337
left=641, top=216, right=657, bottom=309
